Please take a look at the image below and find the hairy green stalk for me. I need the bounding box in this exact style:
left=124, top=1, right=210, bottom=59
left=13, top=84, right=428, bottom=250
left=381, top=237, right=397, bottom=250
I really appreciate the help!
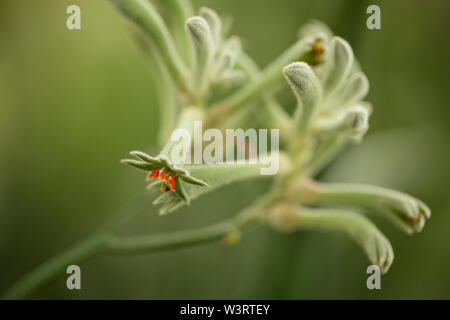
left=3, top=194, right=265, bottom=299
left=110, top=0, right=188, bottom=85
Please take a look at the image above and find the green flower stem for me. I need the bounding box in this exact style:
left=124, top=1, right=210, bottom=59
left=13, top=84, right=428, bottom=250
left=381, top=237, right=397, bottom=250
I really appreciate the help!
left=227, top=38, right=311, bottom=110
left=261, top=97, right=294, bottom=135
left=219, top=105, right=256, bottom=130
left=3, top=192, right=265, bottom=300
left=110, top=0, right=188, bottom=87
left=208, top=38, right=311, bottom=123
left=3, top=235, right=107, bottom=300
left=266, top=205, right=393, bottom=273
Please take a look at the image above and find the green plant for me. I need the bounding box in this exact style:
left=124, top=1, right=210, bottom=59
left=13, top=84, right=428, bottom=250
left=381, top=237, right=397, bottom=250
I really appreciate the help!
left=4, top=0, right=430, bottom=299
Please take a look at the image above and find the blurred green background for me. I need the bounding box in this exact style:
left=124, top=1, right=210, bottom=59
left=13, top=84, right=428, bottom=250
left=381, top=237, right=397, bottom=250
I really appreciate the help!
left=1, top=0, right=449, bottom=299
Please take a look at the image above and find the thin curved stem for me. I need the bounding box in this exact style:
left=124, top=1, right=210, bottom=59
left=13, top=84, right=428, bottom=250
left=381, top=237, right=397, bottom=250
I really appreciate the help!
left=105, top=204, right=261, bottom=254
left=160, top=0, right=194, bottom=65
left=3, top=236, right=107, bottom=300
left=3, top=193, right=264, bottom=299
left=3, top=190, right=154, bottom=300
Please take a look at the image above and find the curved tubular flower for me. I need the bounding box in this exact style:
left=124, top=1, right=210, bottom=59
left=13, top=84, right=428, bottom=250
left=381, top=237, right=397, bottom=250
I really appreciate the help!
left=267, top=205, right=394, bottom=273
left=283, top=62, right=322, bottom=133
left=292, top=180, right=431, bottom=235
left=312, top=105, right=369, bottom=142
left=206, top=37, right=313, bottom=125
left=154, top=160, right=275, bottom=215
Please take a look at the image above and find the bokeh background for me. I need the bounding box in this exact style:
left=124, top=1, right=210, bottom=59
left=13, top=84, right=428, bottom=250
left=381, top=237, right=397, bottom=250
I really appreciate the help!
left=1, top=0, right=449, bottom=299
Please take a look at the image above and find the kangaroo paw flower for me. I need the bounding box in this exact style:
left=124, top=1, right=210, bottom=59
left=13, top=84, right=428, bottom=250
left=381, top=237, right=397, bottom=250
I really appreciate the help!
left=121, top=150, right=209, bottom=205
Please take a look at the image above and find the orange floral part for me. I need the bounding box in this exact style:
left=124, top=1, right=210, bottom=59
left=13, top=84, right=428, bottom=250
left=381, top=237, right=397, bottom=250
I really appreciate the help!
left=148, top=167, right=177, bottom=192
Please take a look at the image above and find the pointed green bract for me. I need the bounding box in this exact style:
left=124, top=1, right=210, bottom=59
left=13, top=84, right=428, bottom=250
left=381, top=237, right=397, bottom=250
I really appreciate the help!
left=120, top=159, right=155, bottom=171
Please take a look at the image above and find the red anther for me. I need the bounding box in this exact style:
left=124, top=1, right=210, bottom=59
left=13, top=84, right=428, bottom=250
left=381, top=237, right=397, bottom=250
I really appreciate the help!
left=168, top=175, right=176, bottom=191
left=148, top=167, right=159, bottom=179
